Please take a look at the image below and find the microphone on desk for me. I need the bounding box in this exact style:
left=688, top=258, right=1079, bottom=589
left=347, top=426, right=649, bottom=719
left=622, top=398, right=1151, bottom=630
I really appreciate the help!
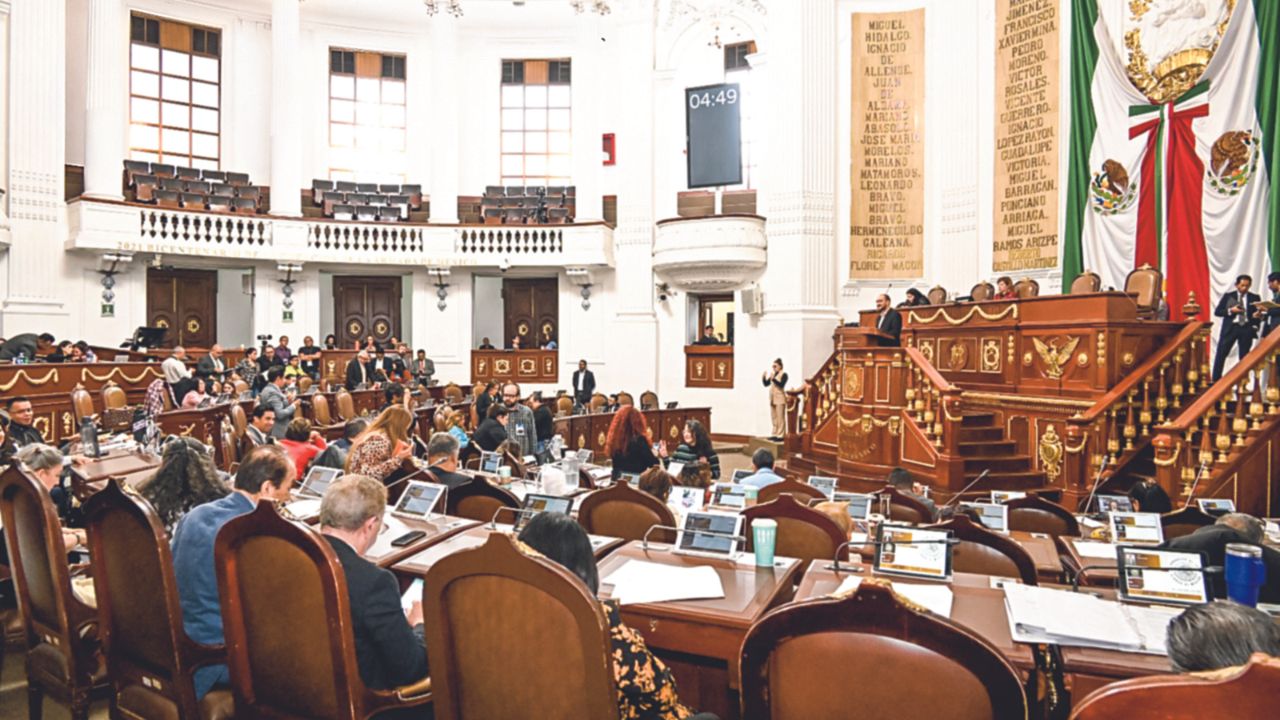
left=1181, top=458, right=1211, bottom=509
left=825, top=536, right=960, bottom=574
left=640, top=524, right=747, bottom=552
left=488, top=505, right=535, bottom=531
left=940, top=469, right=990, bottom=510
left=1081, top=456, right=1111, bottom=516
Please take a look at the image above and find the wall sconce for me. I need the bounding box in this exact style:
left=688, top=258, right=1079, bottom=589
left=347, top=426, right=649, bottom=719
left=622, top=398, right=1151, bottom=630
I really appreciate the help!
left=277, top=263, right=302, bottom=323
left=97, top=252, right=132, bottom=317
left=429, top=266, right=451, bottom=311
left=567, top=267, right=594, bottom=311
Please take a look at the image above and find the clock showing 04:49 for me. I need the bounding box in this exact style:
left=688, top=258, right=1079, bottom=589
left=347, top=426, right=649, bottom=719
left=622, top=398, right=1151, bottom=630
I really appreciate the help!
left=685, top=82, right=743, bottom=189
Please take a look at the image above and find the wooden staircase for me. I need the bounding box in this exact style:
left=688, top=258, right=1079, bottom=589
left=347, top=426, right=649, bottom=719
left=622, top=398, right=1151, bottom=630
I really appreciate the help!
left=953, top=411, right=1044, bottom=491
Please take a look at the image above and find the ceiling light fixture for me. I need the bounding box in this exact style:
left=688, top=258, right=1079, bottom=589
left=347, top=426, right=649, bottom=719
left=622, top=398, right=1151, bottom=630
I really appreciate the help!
left=570, top=1, right=611, bottom=15
left=447, top=0, right=463, bottom=16
left=425, top=0, right=463, bottom=17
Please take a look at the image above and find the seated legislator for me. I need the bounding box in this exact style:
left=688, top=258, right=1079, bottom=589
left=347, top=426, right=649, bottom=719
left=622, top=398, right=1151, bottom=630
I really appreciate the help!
left=1163, top=513, right=1280, bottom=604
left=694, top=324, right=723, bottom=345
left=6, top=396, right=46, bottom=447
left=637, top=466, right=675, bottom=503
left=1167, top=600, right=1280, bottom=673
left=258, top=367, right=298, bottom=438
left=607, top=406, right=661, bottom=482
left=279, top=417, right=328, bottom=479
left=283, top=355, right=306, bottom=381
left=171, top=444, right=296, bottom=699
left=740, top=449, right=784, bottom=490
left=344, top=406, right=413, bottom=483
left=14, top=444, right=87, bottom=552
left=994, top=276, right=1017, bottom=300
left=1130, top=478, right=1174, bottom=513
left=474, top=404, right=511, bottom=452
left=425, top=432, right=471, bottom=489
left=137, top=436, right=230, bottom=534
left=181, top=377, right=210, bottom=408
left=473, top=381, right=496, bottom=424
left=312, top=418, right=369, bottom=470
left=245, top=405, right=275, bottom=447
left=888, top=466, right=937, bottom=520
left=662, top=419, right=721, bottom=480
left=898, top=288, right=929, bottom=307
left=345, top=350, right=375, bottom=390
left=508, top=335, right=524, bottom=351
left=318, top=475, right=429, bottom=690
left=517, top=513, right=711, bottom=720
left=478, top=336, right=496, bottom=350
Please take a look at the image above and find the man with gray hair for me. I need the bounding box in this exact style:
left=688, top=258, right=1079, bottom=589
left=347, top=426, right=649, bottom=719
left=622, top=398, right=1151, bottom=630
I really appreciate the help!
left=1165, top=511, right=1280, bottom=603
left=1167, top=600, right=1280, bottom=673
left=425, top=432, right=469, bottom=489
left=318, top=475, right=428, bottom=690
left=345, top=350, right=372, bottom=390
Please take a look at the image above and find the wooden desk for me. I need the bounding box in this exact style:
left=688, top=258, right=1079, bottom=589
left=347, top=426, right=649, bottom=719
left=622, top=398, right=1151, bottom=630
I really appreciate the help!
left=392, top=524, right=624, bottom=578
left=69, top=450, right=162, bottom=500
left=594, top=541, right=803, bottom=719
left=364, top=514, right=479, bottom=569
left=844, top=528, right=1063, bottom=584
left=552, top=406, right=712, bottom=456
left=685, top=345, right=734, bottom=389
left=470, top=349, right=557, bottom=384
left=1059, top=537, right=1120, bottom=588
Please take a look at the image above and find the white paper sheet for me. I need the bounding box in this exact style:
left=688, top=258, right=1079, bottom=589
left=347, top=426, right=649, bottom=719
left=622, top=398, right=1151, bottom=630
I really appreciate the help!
left=1002, top=583, right=1160, bottom=653
left=1072, top=541, right=1119, bottom=560
left=832, top=576, right=953, bottom=617
left=602, top=560, right=726, bottom=605
left=284, top=498, right=322, bottom=519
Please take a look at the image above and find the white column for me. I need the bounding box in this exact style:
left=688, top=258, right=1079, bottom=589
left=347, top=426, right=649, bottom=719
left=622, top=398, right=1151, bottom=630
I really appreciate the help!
left=3, top=0, right=68, bottom=331
left=754, top=0, right=839, bottom=377
left=269, top=0, right=302, bottom=216
left=82, top=0, right=126, bottom=200
left=428, top=19, right=459, bottom=223
left=569, top=22, right=601, bottom=221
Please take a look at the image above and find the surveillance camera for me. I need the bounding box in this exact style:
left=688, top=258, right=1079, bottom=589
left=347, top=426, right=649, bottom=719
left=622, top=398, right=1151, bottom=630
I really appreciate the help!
left=499, top=258, right=511, bottom=273
left=658, top=292, right=669, bottom=302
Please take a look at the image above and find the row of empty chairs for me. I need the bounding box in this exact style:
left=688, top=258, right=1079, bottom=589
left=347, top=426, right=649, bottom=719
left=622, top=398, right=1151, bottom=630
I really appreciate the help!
left=921, top=265, right=1160, bottom=317
left=480, top=184, right=576, bottom=224
left=124, top=160, right=265, bottom=214
left=310, top=179, right=424, bottom=222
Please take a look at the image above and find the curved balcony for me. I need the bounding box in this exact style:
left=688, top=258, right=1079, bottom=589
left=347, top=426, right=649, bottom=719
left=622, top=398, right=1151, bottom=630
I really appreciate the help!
left=652, top=214, right=766, bottom=292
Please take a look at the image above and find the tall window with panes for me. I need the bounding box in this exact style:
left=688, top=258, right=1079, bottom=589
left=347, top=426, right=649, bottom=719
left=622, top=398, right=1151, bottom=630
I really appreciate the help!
left=724, top=41, right=757, bottom=188
left=500, top=60, right=572, bottom=186
left=128, top=14, right=221, bottom=169
left=328, top=49, right=407, bottom=184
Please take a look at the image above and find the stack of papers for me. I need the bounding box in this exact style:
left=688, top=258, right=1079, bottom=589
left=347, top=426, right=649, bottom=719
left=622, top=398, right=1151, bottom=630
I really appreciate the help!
left=835, top=576, right=954, bottom=618
left=1072, top=541, right=1119, bottom=560
left=602, top=560, right=726, bottom=605
left=1003, top=583, right=1178, bottom=655
left=284, top=498, right=322, bottom=519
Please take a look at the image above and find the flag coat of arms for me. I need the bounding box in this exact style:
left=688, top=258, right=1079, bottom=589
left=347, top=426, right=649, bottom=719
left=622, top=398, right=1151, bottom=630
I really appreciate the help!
left=1063, top=0, right=1279, bottom=333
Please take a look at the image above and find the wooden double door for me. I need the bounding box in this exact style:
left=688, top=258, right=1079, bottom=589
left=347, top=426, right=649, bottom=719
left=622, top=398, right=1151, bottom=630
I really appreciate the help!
left=503, top=278, right=558, bottom=347
left=335, top=276, right=402, bottom=348
left=147, top=268, right=217, bottom=348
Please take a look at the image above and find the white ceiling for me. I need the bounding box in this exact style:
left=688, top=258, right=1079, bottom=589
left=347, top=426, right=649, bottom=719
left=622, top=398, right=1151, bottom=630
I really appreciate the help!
left=200, top=0, right=618, bottom=32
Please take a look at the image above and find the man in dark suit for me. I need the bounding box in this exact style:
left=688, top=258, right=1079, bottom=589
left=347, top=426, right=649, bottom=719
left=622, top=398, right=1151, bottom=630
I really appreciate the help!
left=1212, top=274, right=1262, bottom=381
left=318, top=475, right=429, bottom=690
left=345, top=351, right=373, bottom=390
left=195, top=344, right=227, bottom=384
left=1259, top=271, right=1280, bottom=338
left=0, top=332, right=56, bottom=362
left=694, top=325, right=723, bottom=345
left=874, top=293, right=903, bottom=346
left=1164, top=513, right=1280, bottom=604
left=425, top=432, right=471, bottom=489
left=572, top=359, right=596, bottom=407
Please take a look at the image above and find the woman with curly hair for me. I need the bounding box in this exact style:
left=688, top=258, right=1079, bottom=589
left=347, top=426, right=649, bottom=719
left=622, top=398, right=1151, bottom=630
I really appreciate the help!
left=606, top=406, right=659, bottom=482
left=661, top=419, right=720, bottom=480
left=137, top=437, right=230, bottom=534
left=345, top=405, right=414, bottom=482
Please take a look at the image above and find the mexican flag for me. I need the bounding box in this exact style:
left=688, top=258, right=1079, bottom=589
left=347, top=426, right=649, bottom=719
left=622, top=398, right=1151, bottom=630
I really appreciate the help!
left=1063, top=0, right=1280, bottom=325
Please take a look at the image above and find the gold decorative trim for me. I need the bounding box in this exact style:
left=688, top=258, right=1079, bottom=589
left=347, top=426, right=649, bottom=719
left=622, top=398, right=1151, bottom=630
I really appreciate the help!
left=941, top=400, right=963, bottom=423
left=1039, top=424, right=1063, bottom=482
left=0, top=368, right=59, bottom=392
left=1032, top=336, right=1080, bottom=380
left=908, top=304, right=1017, bottom=326
left=81, top=367, right=162, bottom=385
left=1153, top=442, right=1183, bottom=467
left=961, top=391, right=1092, bottom=409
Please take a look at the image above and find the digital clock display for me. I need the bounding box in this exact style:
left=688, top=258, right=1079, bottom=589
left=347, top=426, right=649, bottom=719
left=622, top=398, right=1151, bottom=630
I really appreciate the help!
left=685, top=82, right=743, bottom=188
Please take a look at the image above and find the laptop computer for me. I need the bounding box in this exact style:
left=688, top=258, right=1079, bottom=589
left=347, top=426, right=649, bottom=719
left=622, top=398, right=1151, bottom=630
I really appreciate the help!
left=1096, top=494, right=1135, bottom=514
left=479, top=450, right=503, bottom=475
left=808, top=476, right=837, bottom=499
left=1116, top=546, right=1211, bottom=606
left=834, top=491, right=874, bottom=520
left=391, top=480, right=447, bottom=520
left=514, top=493, right=574, bottom=532
left=730, top=469, right=753, bottom=483
left=709, top=483, right=749, bottom=510
left=620, top=472, right=641, bottom=487
left=297, top=466, right=343, bottom=498
left=1109, top=511, right=1164, bottom=545
left=674, top=511, right=744, bottom=559
left=1196, top=498, right=1235, bottom=515
left=959, top=501, right=1009, bottom=532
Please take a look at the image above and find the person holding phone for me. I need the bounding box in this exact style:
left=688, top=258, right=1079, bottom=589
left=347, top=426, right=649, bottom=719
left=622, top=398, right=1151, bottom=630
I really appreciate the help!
left=344, top=406, right=414, bottom=483
left=762, top=358, right=789, bottom=441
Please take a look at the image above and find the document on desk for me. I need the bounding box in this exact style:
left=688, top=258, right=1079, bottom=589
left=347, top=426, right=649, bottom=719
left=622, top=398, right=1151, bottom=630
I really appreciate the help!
left=1071, top=540, right=1119, bottom=560
left=1003, top=584, right=1172, bottom=654
left=284, top=499, right=322, bottom=519
left=834, top=576, right=954, bottom=618
left=602, top=560, right=725, bottom=605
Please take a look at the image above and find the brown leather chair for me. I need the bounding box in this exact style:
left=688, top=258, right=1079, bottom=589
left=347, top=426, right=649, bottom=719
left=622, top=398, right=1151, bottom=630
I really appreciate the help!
left=756, top=479, right=826, bottom=505
left=639, top=391, right=659, bottom=411
left=927, top=515, right=1039, bottom=585
left=1069, top=271, right=1102, bottom=295
left=297, top=376, right=313, bottom=394
left=589, top=393, right=608, bottom=413
left=335, top=389, right=357, bottom=421
left=82, top=480, right=234, bottom=720
left=616, top=392, right=634, bottom=407
left=1124, top=264, right=1163, bottom=317
left=228, top=403, right=248, bottom=440
left=577, top=482, right=676, bottom=543
left=1005, top=495, right=1080, bottom=537
left=1014, top=278, right=1040, bottom=299
left=233, top=380, right=249, bottom=396
left=310, top=393, right=341, bottom=430
left=444, top=383, right=464, bottom=404
left=926, top=286, right=948, bottom=305
left=101, top=382, right=128, bottom=410
left=1069, top=654, right=1279, bottom=720
left=99, top=382, right=134, bottom=432
left=743, top=494, right=848, bottom=563
left=555, top=395, right=574, bottom=416
left=214, top=502, right=432, bottom=719
left=0, top=465, right=110, bottom=720
left=70, top=385, right=96, bottom=427
left=445, top=475, right=520, bottom=523
left=220, top=426, right=240, bottom=471
left=970, top=282, right=995, bottom=302
left=423, top=533, right=620, bottom=719
left=1161, top=506, right=1216, bottom=540
left=740, top=582, right=1027, bottom=720
left=874, top=486, right=936, bottom=524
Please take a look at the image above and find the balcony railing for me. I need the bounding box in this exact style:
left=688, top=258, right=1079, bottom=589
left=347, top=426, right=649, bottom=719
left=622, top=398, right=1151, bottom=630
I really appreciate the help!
left=68, top=199, right=614, bottom=268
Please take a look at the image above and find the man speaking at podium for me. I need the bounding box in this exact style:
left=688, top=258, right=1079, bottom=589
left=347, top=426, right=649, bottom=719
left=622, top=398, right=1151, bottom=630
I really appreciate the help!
left=873, top=293, right=902, bottom=346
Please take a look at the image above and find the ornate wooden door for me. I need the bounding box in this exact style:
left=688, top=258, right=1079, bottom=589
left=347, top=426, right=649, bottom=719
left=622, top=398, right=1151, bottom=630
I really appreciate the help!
left=502, top=278, right=558, bottom=347
left=334, top=276, right=402, bottom=348
left=146, top=268, right=217, bottom=348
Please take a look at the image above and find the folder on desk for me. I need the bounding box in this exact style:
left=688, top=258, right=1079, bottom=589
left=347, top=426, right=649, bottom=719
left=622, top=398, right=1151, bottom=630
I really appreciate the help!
left=1002, top=583, right=1177, bottom=655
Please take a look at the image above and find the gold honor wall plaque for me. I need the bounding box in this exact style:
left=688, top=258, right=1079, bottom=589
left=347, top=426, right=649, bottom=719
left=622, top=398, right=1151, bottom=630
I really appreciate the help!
left=849, top=9, right=925, bottom=280
left=993, top=0, right=1061, bottom=272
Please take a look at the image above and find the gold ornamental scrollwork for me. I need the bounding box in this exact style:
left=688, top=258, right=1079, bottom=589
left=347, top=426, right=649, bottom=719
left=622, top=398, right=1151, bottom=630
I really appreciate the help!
left=495, top=359, right=511, bottom=374
left=838, top=414, right=897, bottom=433
left=1076, top=353, right=1090, bottom=368
left=177, top=423, right=197, bottom=437
left=597, top=431, right=607, bottom=448
left=576, top=433, right=586, bottom=448
left=81, top=367, right=161, bottom=385
left=941, top=399, right=964, bottom=423
left=186, top=318, right=200, bottom=335
left=0, top=368, right=60, bottom=392
left=669, top=425, right=679, bottom=440
left=920, top=341, right=935, bottom=365
left=1032, top=336, right=1081, bottom=380
left=842, top=366, right=863, bottom=400
left=1152, top=442, right=1184, bottom=467
left=981, top=339, right=1001, bottom=373
left=907, top=304, right=1018, bottom=326
left=519, top=358, right=536, bottom=373
left=62, top=412, right=73, bottom=437
left=34, top=416, right=50, bottom=438
left=1122, top=352, right=1136, bottom=368
left=1038, top=424, right=1064, bottom=482
left=947, top=343, right=968, bottom=371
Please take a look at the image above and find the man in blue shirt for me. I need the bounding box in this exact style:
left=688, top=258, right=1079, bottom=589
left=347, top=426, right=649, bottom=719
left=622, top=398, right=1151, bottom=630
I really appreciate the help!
left=171, top=444, right=297, bottom=699
left=740, top=448, right=784, bottom=489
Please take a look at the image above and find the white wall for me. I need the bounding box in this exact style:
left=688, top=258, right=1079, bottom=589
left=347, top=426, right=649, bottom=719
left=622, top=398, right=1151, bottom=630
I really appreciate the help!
left=471, top=274, right=504, bottom=348
left=216, top=268, right=254, bottom=346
